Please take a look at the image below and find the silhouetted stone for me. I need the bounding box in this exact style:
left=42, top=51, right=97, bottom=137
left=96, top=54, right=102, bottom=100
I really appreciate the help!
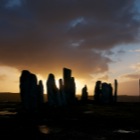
left=63, top=68, right=71, bottom=100
left=108, top=83, right=113, bottom=103
left=101, top=82, right=110, bottom=103
left=94, top=80, right=114, bottom=104
left=101, top=82, right=114, bottom=104
left=69, top=77, right=76, bottom=104
left=29, top=73, right=38, bottom=110
left=58, top=78, right=66, bottom=106
left=63, top=68, right=76, bottom=105
left=20, top=70, right=31, bottom=111
left=94, top=81, right=102, bottom=103
left=46, top=73, right=59, bottom=106
left=114, top=79, right=118, bottom=103
left=81, top=85, right=88, bottom=103
left=19, top=70, right=39, bottom=112
left=37, top=80, right=44, bottom=109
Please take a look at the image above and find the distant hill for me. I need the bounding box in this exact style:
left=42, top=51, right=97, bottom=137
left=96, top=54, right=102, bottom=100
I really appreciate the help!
left=0, top=92, right=47, bottom=102
left=0, top=92, right=21, bottom=102
left=0, top=93, right=139, bottom=102
left=117, top=95, right=140, bottom=102
left=87, top=95, right=140, bottom=103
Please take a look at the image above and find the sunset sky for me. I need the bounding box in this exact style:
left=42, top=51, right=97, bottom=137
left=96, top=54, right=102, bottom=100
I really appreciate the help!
left=0, top=0, right=140, bottom=96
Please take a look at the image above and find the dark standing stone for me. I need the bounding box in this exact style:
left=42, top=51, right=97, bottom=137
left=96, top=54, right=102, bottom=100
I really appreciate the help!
left=94, top=81, right=102, bottom=103
left=108, top=83, right=113, bottom=103
left=29, top=73, right=38, bottom=111
left=20, top=70, right=31, bottom=111
left=58, top=78, right=66, bottom=106
left=19, top=70, right=39, bottom=112
left=46, top=73, right=59, bottom=106
left=101, top=82, right=110, bottom=103
left=63, top=68, right=76, bottom=105
left=81, top=85, right=88, bottom=103
left=37, top=80, right=44, bottom=109
left=69, top=77, right=76, bottom=104
left=114, top=79, right=118, bottom=103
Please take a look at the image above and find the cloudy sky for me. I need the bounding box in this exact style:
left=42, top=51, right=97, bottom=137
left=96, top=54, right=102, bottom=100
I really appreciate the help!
left=0, top=0, right=140, bottom=95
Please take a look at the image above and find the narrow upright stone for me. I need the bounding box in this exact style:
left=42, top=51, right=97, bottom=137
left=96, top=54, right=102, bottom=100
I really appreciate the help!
left=63, top=68, right=76, bottom=105
left=19, top=70, right=38, bottom=112
left=46, top=73, right=58, bottom=106
left=59, top=78, right=66, bottom=106
left=114, top=79, right=118, bottom=103
left=20, top=70, right=31, bottom=111
left=81, top=85, right=88, bottom=103
left=37, top=80, right=44, bottom=109
left=94, top=81, right=102, bottom=103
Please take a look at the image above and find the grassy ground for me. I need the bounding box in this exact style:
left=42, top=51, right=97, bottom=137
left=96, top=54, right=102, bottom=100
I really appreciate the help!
left=0, top=101, right=140, bottom=139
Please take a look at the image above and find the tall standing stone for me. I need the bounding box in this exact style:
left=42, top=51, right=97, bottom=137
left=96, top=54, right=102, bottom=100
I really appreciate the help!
left=108, top=83, right=113, bottom=103
left=63, top=68, right=71, bottom=104
left=63, top=68, right=76, bottom=105
left=46, top=73, right=59, bottom=106
left=101, top=82, right=110, bottom=103
left=81, top=85, right=88, bottom=103
left=29, top=73, right=38, bottom=111
left=37, top=80, right=44, bottom=109
left=94, top=81, right=102, bottom=103
left=114, top=79, right=118, bottom=103
left=69, top=77, right=76, bottom=104
left=19, top=70, right=39, bottom=112
left=20, top=70, right=31, bottom=111
left=58, top=78, right=66, bottom=106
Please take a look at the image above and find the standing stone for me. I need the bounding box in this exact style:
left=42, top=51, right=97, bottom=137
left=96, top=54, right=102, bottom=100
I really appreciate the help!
left=59, top=78, right=66, bottom=106
left=94, top=81, right=102, bottom=103
left=29, top=73, right=38, bottom=111
left=63, top=68, right=71, bottom=104
left=37, top=80, right=44, bottom=109
left=46, top=73, right=59, bottom=106
left=100, top=82, right=113, bottom=104
left=20, top=70, right=31, bottom=111
left=63, top=68, right=76, bottom=105
left=108, top=83, right=113, bottom=103
left=69, top=77, right=76, bottom=104
left=114, top=79, right=118, bottom=103
left=81, top=85, right=88, bottom=103
left=101, top=82, right=110, bottom=103
left=19, top=70, right=38, bottom=112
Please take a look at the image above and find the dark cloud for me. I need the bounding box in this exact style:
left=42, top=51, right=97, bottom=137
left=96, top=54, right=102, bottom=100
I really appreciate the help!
left=0, top=0, right=139, bottom=79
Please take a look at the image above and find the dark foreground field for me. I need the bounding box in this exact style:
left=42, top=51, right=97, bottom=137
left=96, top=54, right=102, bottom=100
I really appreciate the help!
left=0, top=101, right=140, bottom=140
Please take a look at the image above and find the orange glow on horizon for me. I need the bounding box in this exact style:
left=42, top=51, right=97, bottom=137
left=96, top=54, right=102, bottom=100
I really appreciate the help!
left=0, top=66, right=139, bottom=96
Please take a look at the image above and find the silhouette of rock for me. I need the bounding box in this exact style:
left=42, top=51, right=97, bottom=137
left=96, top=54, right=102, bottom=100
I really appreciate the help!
left=94, top=81, right=102, bottom=103
left=63, top=68, right=76, bottom=105
left=20, top=70, right=31, bottom=111
left=94, top=81, right=114, bottom=104
left=19, top=70, right=42, bottom=112
left=58, top=78, right=66, bottom=106
left=108, top=83, right=113, bottom=103
left=81, top=85, right=88, bottom=103
left=101, top=82, right=111, bottom=103
left=46, top=73, right=59, bottom=106
left=37, top=80, right=44, bottom=109
left=114, top=79, right=118, bottom=103
left=69, top=77, right=76, bottom=104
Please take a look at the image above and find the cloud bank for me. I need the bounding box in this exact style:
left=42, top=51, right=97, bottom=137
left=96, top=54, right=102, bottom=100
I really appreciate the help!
left=0, top=0, right=140, bottom=80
